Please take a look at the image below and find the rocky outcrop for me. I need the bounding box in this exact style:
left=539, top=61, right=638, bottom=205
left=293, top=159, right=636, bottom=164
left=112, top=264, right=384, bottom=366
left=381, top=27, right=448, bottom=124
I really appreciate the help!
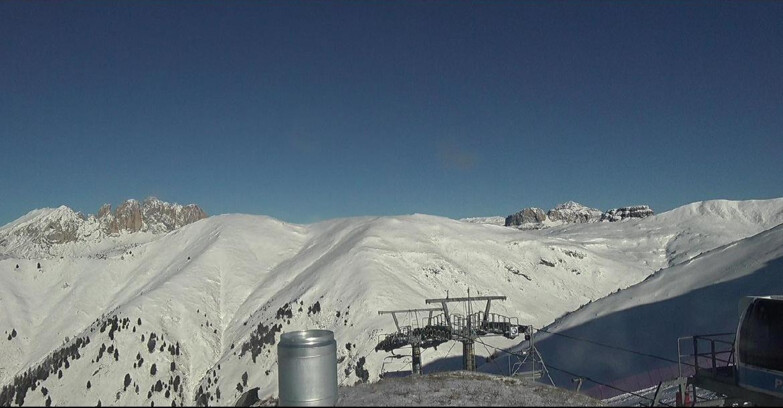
left=600, top=206, right=654, bottom=222
left=0, top=198, right=208, bottom=257
left=111, top=199, right=143, bottom=233
left=96, top=204, right=111, bottom=219
left=504, top=201, right=654, bottom=228
left=546, top=201, right=602, bottom=224
left=505, top=208, right=547, bottom=227
left=97, top=197, right=207, bottom=234
left=0, top=206, right=101, bottom=257
left=139, top=197, right=208, bottom=233
left=35, top=207, right=84, bottom=245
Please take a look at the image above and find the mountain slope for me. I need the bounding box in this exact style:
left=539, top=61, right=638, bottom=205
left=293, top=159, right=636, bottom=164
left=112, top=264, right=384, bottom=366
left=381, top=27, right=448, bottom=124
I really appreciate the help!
left=2, top=213, right=657, bottom=406
left=515, top=221, right=783, bottom=399
left=533, top=198, right=783, bottom=269
left=1, top=198, right=782, bottom=406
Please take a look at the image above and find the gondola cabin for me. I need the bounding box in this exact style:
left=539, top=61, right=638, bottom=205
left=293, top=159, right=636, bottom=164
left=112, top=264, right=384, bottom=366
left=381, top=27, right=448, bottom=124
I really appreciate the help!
left=666, top=296, right=783, bottom=406
left=735, top=295, right=783, bottom=399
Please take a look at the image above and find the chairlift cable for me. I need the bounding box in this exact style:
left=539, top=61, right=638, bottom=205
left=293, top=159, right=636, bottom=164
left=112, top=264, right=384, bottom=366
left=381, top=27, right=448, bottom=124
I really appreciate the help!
left=535, top=327, right=680, bottom=365
left=448, top=330, right=667, bottom=406
left=479, top=338, right=505, bottom=376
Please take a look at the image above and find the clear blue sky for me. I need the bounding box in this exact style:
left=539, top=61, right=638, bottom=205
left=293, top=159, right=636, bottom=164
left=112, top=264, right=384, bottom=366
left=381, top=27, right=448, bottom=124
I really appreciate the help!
left=1, top=1, right=781, bottom=225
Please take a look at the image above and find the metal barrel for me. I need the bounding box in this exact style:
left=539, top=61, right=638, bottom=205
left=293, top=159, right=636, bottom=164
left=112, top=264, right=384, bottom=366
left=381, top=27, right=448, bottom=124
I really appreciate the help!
left=277, top=330, right=338, bottom=406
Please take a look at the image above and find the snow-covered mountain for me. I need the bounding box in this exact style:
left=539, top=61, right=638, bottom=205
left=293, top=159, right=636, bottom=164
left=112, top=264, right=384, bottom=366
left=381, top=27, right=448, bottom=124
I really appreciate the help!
left=1, top=198, right=782, bottom=406
left=600, top=205, right=654, bottom=222
left=502, top=201, right=655, bottom=229
left=0, top=197, right=206, bottom=259
left=500, top=200, right=783, bottom=399
left=547, top=201, right=604, bottom=224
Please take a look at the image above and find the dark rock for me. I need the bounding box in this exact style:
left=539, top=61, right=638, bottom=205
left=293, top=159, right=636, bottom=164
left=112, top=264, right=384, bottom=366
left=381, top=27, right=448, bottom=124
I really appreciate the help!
left=234, top=387, right=259, bottom=407
left=601, top=205, right=654, bottom=222
left=546, top=201, right=602, bottom=223
left=504, top=207, right=547, bottom=226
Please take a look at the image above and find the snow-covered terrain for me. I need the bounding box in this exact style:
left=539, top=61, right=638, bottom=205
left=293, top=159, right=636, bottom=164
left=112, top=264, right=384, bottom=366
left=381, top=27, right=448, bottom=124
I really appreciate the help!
left=0, top=197, right=206, bottom=260
left=499, top=201, right=783, bottom=400
left=458, top=216, right=505, bottom=226
left=1, top=198, right=781, bottom=406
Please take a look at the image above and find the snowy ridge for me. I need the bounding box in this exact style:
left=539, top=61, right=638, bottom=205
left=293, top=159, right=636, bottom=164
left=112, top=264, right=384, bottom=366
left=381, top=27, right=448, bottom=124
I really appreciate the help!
left=1, top=213, right=647, bottom=406
left=512, top=220, right=783, bottom=399
left=0, top=198, right=782, bottom=406
left=547, top=201, right=604, bottom=224
left=458, top=216, right=505, bottom=226
left=0, top=197, right=206, bottom=259
left=503, top=201, right=646, bottom=229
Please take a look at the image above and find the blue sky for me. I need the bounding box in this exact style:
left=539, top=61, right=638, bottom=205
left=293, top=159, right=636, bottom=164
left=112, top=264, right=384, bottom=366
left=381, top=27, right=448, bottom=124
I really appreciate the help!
left=1, top=1, right=781, bottom=225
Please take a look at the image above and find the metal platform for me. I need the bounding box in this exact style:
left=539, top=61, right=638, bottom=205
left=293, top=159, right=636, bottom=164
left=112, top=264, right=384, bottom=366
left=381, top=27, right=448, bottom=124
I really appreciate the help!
left=376, top=291, right=547, bottom=378
left=667, top=333, right=783, bottom=407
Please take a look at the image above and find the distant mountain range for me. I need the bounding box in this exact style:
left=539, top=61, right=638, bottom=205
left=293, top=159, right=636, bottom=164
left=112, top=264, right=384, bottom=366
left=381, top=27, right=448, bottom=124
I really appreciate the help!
left=0, top=197, right=206, bottom=258
left=460, top=201, right=655, bottom=229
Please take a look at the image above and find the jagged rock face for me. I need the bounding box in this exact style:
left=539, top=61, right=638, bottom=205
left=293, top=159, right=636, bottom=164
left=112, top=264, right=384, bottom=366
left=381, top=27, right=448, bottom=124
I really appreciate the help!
left=112, top=199, right=144, bottom=233
left=35, top=209, right=84, bottom=245
left=546, top=201, right=602, bottom=224
left=140, top=197, right=208, bottom=233
left=505, top=201, right=654, bottom=228
left=505, top=208, right=547, bottom=226
left=180, top=204, right=208, bottom=225
left=98, top=197, right=208, bottom=234
left=96, top=204, right=112, bottom=219
left=0, top=198, right=208, bottom=257
left=0, top=206, right=100, bottom=257
left=601, top=205, right=654, bottom=222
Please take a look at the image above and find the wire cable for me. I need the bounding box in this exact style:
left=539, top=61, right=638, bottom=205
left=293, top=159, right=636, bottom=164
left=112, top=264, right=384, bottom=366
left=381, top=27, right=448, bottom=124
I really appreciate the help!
left=535, top=327, right=680, bottom=365
left=478, top=337, right=505, bottom=376
left=448, top=330, right=669, bottom=406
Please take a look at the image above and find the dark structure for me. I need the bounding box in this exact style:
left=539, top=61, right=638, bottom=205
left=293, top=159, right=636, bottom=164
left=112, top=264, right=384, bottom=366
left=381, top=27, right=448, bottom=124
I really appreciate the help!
left=654, top=296, right=783, bottom=407
left=376, top=291, right=547, bottom=378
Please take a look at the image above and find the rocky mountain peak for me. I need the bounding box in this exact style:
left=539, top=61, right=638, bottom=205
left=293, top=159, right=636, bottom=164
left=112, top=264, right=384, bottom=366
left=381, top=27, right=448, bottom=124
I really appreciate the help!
left=547, top=202, right=603, bottom=224
left=505, top=201, right=653, bottom=228
left=553, top=201, right=587, bottom=210
left=97, top=197, right=207, bottom=234
left=505, top=207, right=547, bottom=227
left=0, top=198, right=208, bottom=257
left=600, top=205, right=655, bottom=222
left=96, top=203, right=112, bottom=219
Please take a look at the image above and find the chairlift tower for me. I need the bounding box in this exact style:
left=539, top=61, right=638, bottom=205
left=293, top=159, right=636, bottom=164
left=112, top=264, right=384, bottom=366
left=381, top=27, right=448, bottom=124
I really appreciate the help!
left=376, top=289, right=541, bottom=378
left=425, top=290, right=522, bottom=372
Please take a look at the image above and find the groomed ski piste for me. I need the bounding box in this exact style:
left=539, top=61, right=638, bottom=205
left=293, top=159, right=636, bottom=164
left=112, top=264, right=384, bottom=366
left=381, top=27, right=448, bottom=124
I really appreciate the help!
left=1, top=198, right=782, bottom=406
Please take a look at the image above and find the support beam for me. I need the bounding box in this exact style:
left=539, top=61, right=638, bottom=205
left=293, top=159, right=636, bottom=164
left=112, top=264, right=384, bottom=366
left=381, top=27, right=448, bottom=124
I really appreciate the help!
left=378, top=308, right=443, bottom=333
left=462, top=340, right=476, bottom=371
left=392, top=313, right=400, bottom=332
left=441, top=302, right=452, bottom=329
left=482, top=300, right=492, bottom=327
left=378, top=308, right=443, bottom=315
left=425, top=295, right=506, bottom=304
left=411, top=344, right=422, bottom=375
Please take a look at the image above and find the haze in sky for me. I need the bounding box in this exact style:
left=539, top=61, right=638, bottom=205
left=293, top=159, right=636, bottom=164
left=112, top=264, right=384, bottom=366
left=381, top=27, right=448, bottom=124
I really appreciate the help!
left=1, top=1, right=781, bottom=225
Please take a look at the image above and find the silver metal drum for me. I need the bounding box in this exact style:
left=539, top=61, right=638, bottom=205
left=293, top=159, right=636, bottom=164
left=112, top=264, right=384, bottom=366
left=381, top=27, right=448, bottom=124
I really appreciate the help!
left=277, top=330, right=338, bottom=406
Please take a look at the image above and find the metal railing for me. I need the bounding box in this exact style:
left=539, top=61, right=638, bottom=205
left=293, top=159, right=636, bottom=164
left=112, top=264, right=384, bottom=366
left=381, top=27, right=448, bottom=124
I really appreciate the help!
left=677, top=333, right=735, bottom=378
left=430, top=311, right=519, bottom=335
